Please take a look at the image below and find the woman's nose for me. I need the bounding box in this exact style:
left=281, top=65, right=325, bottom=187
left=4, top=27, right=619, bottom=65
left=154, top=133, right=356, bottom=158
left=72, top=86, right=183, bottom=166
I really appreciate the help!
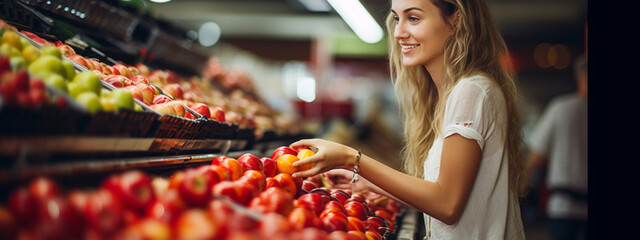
left=394, top=23, right=409, bottom=40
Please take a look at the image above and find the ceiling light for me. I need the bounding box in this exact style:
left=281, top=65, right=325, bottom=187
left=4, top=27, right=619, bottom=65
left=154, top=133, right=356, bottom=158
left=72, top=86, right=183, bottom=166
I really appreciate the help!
left=198, top=22, right=221, bottom=47
left=149, top=0, right=172, bottom=3
left=298, top=0, right=331, bottom=12
left=327, top=0, right=383, bottom=44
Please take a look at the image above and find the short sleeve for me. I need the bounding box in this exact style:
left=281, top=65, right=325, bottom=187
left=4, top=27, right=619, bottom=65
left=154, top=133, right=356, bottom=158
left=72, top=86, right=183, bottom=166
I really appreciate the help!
left=442, top=77, right=501, bottom=151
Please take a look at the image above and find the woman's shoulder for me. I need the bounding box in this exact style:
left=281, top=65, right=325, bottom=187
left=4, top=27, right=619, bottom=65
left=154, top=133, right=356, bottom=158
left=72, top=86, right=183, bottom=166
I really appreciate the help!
left=451, top=73, right=497, bottom=97
left=456, top=73, right=496, bottom=90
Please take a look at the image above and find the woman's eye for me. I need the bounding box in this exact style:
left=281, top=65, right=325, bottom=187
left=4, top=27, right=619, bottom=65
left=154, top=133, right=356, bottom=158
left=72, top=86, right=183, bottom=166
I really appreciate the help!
left=409, top=16, right=419, bottom=22
left=393, top=16, right=399, bottom=22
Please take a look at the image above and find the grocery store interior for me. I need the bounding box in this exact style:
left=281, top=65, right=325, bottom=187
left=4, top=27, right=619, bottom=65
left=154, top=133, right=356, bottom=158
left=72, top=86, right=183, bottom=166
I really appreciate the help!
left=0, top=0, right=588, bottom=239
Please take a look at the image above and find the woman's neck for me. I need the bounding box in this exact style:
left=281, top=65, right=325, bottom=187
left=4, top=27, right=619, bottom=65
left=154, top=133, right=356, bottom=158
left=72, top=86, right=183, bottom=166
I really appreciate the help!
left=425, top=61, right=446, bottom=93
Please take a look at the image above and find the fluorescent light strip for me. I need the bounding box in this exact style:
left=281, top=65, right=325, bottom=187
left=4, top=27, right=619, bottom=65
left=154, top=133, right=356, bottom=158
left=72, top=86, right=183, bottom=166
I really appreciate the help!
left=298, top=0, right=332, bottom=12
left=327, top=0, right=383, bottom=43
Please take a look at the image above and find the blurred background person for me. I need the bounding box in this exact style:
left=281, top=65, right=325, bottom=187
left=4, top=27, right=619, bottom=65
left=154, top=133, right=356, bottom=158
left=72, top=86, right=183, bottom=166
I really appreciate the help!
left=526, top=53, right=588, bottom=240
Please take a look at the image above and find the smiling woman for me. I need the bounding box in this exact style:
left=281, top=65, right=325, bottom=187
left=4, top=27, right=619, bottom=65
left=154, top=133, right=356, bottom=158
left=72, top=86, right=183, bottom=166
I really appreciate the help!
left=289, top=0, right=527, bottom=239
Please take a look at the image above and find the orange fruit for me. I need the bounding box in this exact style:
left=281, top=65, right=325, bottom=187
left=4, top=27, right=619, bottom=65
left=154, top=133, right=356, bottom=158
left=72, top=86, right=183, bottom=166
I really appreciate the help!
left=276, top=154, right=299, bottom=175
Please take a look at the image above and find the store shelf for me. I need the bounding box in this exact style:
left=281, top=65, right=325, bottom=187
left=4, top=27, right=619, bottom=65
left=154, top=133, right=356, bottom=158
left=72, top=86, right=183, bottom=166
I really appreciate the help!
left=0, top=136, right=244, bottom=156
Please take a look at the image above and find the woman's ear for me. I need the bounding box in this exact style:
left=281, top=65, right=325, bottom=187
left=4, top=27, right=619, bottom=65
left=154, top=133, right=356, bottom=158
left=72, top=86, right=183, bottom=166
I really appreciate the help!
left=451, top=10, right=461, bottom=32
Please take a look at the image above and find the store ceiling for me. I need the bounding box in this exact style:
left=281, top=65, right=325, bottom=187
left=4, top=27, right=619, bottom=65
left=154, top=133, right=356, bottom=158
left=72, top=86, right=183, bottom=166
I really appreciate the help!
left=147, top=0, right=587, bottom=59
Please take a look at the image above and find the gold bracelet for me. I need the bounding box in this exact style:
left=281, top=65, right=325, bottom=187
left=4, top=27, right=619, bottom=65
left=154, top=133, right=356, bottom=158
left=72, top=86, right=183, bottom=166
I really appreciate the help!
left=350, top=149, right=361, bottom=183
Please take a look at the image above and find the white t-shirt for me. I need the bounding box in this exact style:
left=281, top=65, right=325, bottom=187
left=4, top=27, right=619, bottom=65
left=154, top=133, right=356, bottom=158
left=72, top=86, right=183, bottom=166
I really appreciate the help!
left=528, top=93, right=588, bottom=220
left=423, top=74, right=525, bottom=239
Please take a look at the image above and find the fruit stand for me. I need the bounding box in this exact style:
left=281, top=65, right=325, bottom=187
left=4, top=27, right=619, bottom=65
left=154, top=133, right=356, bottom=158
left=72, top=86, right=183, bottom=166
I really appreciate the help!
left=0, top=1, right=422, bottom=239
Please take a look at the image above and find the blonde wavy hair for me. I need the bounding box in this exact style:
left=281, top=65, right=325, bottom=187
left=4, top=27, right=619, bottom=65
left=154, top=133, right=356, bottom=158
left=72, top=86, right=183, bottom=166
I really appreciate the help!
left=388, top=0, right=528, bottom=198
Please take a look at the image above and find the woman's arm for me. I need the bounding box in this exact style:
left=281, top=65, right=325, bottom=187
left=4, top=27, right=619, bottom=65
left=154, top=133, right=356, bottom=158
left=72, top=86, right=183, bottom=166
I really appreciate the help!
left=291, top=134, right=481, bottom=225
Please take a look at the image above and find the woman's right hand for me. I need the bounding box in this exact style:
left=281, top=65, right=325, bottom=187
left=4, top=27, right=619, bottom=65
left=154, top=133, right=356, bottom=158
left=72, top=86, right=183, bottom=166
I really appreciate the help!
left=289, top=138, right=359, bottom=178
left=323, top=169, right=372, bottom=194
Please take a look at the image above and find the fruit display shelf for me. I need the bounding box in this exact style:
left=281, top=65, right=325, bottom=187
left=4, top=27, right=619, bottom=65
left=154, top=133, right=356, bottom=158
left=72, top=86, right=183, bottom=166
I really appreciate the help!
left=0, top=146, right=410, bottom=240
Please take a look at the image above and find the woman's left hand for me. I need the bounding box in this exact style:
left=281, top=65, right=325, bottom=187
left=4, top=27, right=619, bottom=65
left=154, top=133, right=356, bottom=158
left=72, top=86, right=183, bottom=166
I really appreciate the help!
left=289, top=138, right=358, bottom=178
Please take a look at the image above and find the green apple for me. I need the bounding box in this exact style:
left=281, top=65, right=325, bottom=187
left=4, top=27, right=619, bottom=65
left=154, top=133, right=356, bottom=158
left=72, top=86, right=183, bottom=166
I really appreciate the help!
left=43, top=73, right=67, bottom=92
left=109, top=88, right=134, bottom=111
left=0, top=43, right=20, bottom=57
left=1, top=30, right=22, bottom=50
left=9, top=56, right=27, bottom=69
left=20, top=37, right=31, bottom=50
left=71, top=71, right=101, bottom=96
left=40, top=46, right=62, bottom=59
left=27, top=55, right=63, bottom=77
left=75, top=92, right=101, bottom=113
left=134, top=104, right=143, bottom=112
left=101, top=88, right=111, bottom=97
left=61, top=60, right=75, bottom=79
left=21, top=44, right=41, bottom=63
left=100, top=97, right=115, bottom=112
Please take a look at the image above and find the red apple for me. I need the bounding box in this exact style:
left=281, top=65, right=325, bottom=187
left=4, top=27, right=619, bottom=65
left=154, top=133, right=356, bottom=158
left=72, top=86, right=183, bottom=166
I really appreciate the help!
left=207, top=198, right=235, bottom=225
left=125, top=85, right=144, bottom=103
left=128, top=66, right=140, bottom=76
left=101, top=64, right=114, bottom=75
left=296, top=228, right=329, bottom=240
left=260, top=157, right=277, bottom=178
left=374, top=209, right=394, bottom=224
left=136, top=83, right=155, bottom=105
left=330, top=189, right=350, bottom=205
left=322, top=201, right=346, bottom=216
left=364, top=216, right=387, bottom=235
left=131, top=75, right=150, bottom=85
left=152, top=94, right=172, bottom=105
left=151, top=103, right=176, bottom=115
left=56, top=43, right=75, bottom=56
left=347, top=231, right=367, bottom=240
left=273, top=173, right=297, bottom=198
left=248, top=187, right=294, bottom=216
left=87, top=59, right=102, bottom=72
left=178, top=166, right=220, bottom=207
left=295, top=193, right=324, bottom=216
left=7, top=187, right=38, bottom=228
left=327, top=231, right=361, bottom=240
left=28, top=177, right=62, bottom=201
left=136, top=63, right=150, bottom=76
left=265, top=177, right=282, bottom=189
left=258, top=212, right=290, bottom=238
left=271, top=146, right=298, bottom=164
left=84, top=188, right=124, bottom=235
left=365, top=230, right=383, bottom=240
left=301, top=180, right=319, bottom=192
left=112, top=64, right=133, bottom=78
left=212, top=181, right=241, bottom=204
left=123, top=218, right=171, bottom=240
left=67, top=55, right=90, bottom=69
left=213, top=157, right=243, bottom=181
left=102, top=75, right=125, bottom=88
left=288, top=207, right=321, bottom=231
left=347, top=216, right=366, bottom=232
left=34, top=195, right=84, bottom=239
left=344, top=201, right=369, bottom=221
left=209, top=164, right=231, bottom=181
left=238, top=169, right=266, bottom=193
left=167, top=101, right=185, bottom=117
left=162, top=83, right=184, bottom=99
left=105, top=170, right=156, bottom=213
left=320, top=211, right=349, bottom=232
left=146, top=189, right=187, bottom=224
left=210, top=106, right=226, bottom=122
left=224, top=212, right=258, bottom=235
left=189, top=102, right=211, bottom=119
left=237, top=153, right=263, bottom=173
left=174, top=209, right=220, bottom=240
